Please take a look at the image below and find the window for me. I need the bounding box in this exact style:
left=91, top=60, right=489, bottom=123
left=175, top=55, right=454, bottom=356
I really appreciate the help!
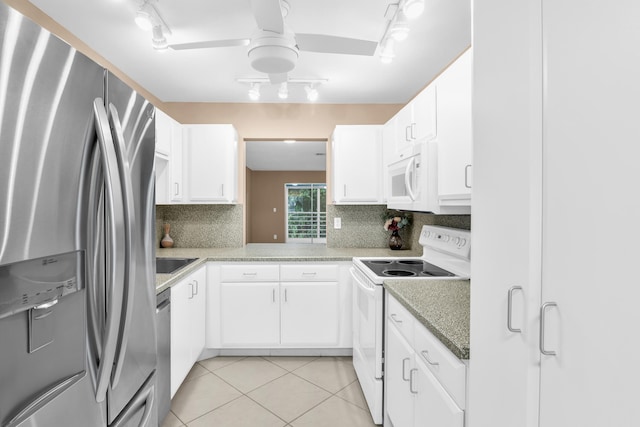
left=285, top=184, right=326, bottom=243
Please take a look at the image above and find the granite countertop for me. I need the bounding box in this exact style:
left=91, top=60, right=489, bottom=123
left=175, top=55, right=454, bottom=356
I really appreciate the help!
left=384, top=279, right=470, bottom=360
left=155, top=243, right=421, bottom=293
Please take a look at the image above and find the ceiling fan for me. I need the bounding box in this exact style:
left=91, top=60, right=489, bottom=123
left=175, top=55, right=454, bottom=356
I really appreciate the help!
left=167, top=0, right=379, bottom=84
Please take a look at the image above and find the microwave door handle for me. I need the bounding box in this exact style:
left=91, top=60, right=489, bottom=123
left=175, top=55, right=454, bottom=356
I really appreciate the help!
left=107, top=103, right=137, bottom=389
left=92, top=98, right=127, bottom=403
left=404, top=157, right=417, bottom=201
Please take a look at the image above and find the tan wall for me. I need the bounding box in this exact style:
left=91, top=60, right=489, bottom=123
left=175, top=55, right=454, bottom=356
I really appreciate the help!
left=248, top=170, right=326, bottom=243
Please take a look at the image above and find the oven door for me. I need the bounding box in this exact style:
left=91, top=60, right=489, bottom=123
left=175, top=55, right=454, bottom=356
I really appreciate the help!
left=350, top=267, right=383, bottom=424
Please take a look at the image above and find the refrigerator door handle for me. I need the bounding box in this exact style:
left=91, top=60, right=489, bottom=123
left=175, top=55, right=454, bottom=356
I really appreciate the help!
left=92, top=98, right=127, bottom=403
left=110, top=373, right=156, bottom=427
left=107, top=103, right=137, bottom=389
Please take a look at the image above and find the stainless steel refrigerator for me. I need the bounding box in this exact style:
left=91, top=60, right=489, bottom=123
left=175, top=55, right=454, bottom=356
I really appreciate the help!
left=0, top=3, right=158, bottom=426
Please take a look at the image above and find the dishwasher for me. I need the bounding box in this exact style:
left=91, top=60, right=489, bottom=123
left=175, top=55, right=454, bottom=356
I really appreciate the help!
left=156, top=288, right=171, bottom=423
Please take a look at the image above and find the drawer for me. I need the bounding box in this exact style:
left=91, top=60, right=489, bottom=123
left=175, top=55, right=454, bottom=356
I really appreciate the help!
left=386, top=294, right=414, bottom=342
left=413, top=321, right=466, bottom=409
left=220, top=264, right=279, bottom=282
left=280, top=264, right=338, bottom=281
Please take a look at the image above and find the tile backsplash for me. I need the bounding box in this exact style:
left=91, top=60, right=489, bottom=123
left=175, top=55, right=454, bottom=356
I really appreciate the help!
left=156, top=204, right=244, bottom=248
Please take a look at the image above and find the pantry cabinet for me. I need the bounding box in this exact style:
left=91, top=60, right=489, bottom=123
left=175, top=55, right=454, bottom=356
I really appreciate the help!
left=170, top=265, right=206, bottom=397
left=331, top=125, right=384, bottom=204
left=469, top=1, right=640, bottom=427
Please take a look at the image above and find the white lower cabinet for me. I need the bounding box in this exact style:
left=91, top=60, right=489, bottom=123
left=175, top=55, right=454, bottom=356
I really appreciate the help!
left=209, top=262, right=350, bottom=349
left=385, top=294, right=465, bottom=427
left=170, top=265, right=206, bottom=397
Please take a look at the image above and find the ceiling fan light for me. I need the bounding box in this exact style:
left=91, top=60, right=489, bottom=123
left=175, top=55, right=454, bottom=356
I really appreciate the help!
left=305, top=85, right=319, bottom=102
left=248, top=83, right=261, bottom=101
left=248, top=33, right=299, bottom=74
left=403, top=0, right=425, bottom=19
left=135, top=6, right=153, bottom=31
left=278, top=82, right=289, bottom=99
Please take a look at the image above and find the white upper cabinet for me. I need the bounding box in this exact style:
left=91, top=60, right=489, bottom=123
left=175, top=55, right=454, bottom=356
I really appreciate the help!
left=183, top=124, right=238, bottom=204
left=331, top=125, right=384, bottom=204
left=155, top=109, right=171, bottom=156
left=435, top=49, right=473, bottom=207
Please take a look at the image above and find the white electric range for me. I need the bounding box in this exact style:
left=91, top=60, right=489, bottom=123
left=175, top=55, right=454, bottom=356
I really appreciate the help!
left=350, top=225, right=471, bottom=424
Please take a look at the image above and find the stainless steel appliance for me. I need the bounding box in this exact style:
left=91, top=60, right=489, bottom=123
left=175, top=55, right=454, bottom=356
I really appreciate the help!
left=0, top=3, right=157, bottom=426
left=351, top=225, right=471, bottom=424
left=156, top=288, right=171, bottom=424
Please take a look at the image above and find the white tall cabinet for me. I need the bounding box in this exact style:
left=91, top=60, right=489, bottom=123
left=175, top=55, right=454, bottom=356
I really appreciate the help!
left=469, top=1, right=640, bottom=427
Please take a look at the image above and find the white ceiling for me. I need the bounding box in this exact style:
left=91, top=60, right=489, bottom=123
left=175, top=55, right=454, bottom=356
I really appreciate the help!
left=28, top=0, right=471, bottom=104
left=246, top=140, right=326, bottom=171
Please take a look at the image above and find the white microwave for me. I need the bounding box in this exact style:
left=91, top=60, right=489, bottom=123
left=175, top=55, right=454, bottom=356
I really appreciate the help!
left=387, top=139, right=439, bottom=212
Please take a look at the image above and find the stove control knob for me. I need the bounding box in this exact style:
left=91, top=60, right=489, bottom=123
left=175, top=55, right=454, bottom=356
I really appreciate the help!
left=460, top=238, right=467, bottom=247
left=454, top=237, right=461, bottom=245
left=443, top=235, right=450, bottom=242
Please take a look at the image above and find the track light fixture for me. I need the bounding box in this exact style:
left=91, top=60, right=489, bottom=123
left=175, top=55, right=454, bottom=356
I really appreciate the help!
left=388, top=14, right=410, bottom=42
left=402, top=0, right=425, bottom=19
left=237, top=78, right=327, bottom=102
left=379, top=39, right=395, bottom=64
left=378, top=0, right=423, bottom=63
left=305, top=84, right=319, bottom=102
left=278, top=82, right=289, bottom=99
left=248, top=83, right=261, bottom=101
left=134, top=0, right=172, bottom=51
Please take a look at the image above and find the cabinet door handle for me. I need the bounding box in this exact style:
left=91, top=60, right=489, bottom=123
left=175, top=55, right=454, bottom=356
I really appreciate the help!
left=540, top=302, right=558, bottom=356
left=343, top=184, right=347, bottom=197
left=401, top=358, right=411, bottom=381
left=507, top=286, right=523, bottom=333
left=410, top=123, right=416, bottom=140
left=284, top=288, right=288, bottom=302
left=390, top=313, right=403, bottom=324
left=221, top=184, right=224, bottom=197
left=272, top=288, right=276, bottom=303
left=188, top=283, right=194, bottom=299
left=174, top=182, right=179, bottom=196
left=464, top=164, right=472, bottom=188
left=193, top=280, right=199, bottom=296
left=409, top=369, right=418, bottom=394
left=420, top=350, right=439, bottom=366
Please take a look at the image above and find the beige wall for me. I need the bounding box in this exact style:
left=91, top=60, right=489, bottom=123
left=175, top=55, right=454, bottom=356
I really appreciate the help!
left=248, top=170, right=326, bottom=243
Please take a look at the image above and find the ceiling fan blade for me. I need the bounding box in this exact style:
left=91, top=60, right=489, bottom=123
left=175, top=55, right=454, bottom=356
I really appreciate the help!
left=296, top=33, right=378, bottom=56
left=169, top=39, right=250, bottom=51
left=269, top=73, right=288, bottom=84
left=249, top=0, right=284, bottom=33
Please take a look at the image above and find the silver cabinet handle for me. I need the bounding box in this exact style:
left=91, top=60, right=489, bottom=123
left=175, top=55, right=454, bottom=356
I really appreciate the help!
left=410, top=123, right=416, bottom=140
left=243, top=272, right=257, bottom=276
left=464, top=164, right=472, bottom=188
left=174, top=182, right=179, bottom=196
left=405, top=125, right=411, bottom=142
left=409, top=368, right=418, bottom=394
left=193, top=279, right=199, bottom=296
left=390, top=313, right=403, bottom=324
left=540, top=302, right=558, bottom=356
left=401, top=357, right=410, bottom=381
left=284, top=288, right=288, bottom=302
left=420, top=350, right=439, bottom=366
left=343, top=184, right=347, bottom=197
left=188, top=282, right=194, bottom=299
left=272, top=288, right=276, bottom=303
left=221, top=184, right=224, bottom=197
left=302, top=272, right=317, bottom=276
left=507, top=286, right=523, bottom=333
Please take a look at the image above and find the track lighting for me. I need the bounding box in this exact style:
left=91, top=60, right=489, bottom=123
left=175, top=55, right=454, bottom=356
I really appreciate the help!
left=278, top=82, right=289, bottom=99
left=248, top=83, right=261, bottom=101
left=135, top=3, right=153, bottom=30
left=305, top=85, right=319, bottom=102
left=388, top=14, right=410, bottom=42
left=402, top=0, right=425, bottom=19
left=379, top=39, right=395, bottom=64
left=152, top=25, right=168, bottom=51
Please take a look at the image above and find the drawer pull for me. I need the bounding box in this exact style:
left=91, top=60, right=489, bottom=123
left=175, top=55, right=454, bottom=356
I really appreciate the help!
left=302, top=272, right=317, bottom=276
left=243, top=272, right=258, bottom=276
left=409, top=369, right=418, bottom=394
left=390, top=313, right=403, bottom=324
left=420, top=350, right=439, bottom=366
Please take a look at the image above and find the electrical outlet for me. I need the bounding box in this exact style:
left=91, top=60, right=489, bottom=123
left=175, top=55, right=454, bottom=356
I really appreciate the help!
left=273, top=234, right=277, bottom=240
left=334, top=217, right=342, bottom=229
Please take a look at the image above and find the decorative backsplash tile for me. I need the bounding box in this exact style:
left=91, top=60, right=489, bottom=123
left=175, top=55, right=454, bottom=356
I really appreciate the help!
left=156, top=204, right=244, bottom=248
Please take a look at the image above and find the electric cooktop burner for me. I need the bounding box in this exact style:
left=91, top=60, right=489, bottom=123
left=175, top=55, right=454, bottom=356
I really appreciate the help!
left=360, top=259, right=456, bottom=278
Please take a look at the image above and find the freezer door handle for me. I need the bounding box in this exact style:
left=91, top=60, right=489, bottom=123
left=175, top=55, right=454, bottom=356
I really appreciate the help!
left=92, top=98, right=127, bottom=403
left=110, top=372, right=156, bottom=427
left=107, top=103, right=138, bottom=389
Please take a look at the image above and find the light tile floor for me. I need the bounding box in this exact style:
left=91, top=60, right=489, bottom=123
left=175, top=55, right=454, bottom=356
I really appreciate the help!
left=162, top=356, right=377, bottom=427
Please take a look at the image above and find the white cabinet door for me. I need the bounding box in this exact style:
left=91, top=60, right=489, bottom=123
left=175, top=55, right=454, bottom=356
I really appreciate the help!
left=538, top=1, right=640, bottom=426
left=189, top=267, right=207, bottom=362
left=169, top=122, right=183, bottom=202
left=280, top=282, right=339, bottom=346
left=436, top=49, right=473, bottom=206
left=155, top=109, right=171, bottom=156
left=184, top=125, right=237, bottom=203
left=332, top=125, right=383, bottom=204
left=170, top=278, right=192, bottom=398
left=385, top=322, right=415, bottom=427
left=414, top=357, right=464, bottom=427
left=411, top=84, right=437, bottom=142
left=220, top=282, right=280, bottom=347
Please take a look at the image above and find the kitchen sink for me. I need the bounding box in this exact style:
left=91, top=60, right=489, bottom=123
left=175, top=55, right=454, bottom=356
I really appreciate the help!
left=156, top=257, right=197, bottom=274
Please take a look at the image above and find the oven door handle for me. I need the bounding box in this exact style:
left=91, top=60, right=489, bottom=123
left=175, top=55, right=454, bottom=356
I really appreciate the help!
left=350, top=268, right=376, bottom=295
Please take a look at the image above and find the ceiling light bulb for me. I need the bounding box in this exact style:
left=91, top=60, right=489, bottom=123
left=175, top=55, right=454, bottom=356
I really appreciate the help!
left=379, top=39, right=395, bottom=64
left=135, top=5, right=153, bottom=31
left=388, top=16, right=410, bottom=42
left=305, top=85, right=319, bottom=102
left=248, top=83, right=261, bottom=101
left=152, top=25, right=168, bottom=51
left=403, top=0, right=425, bottom=19
left=278, top=82, right=288, bottom=99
